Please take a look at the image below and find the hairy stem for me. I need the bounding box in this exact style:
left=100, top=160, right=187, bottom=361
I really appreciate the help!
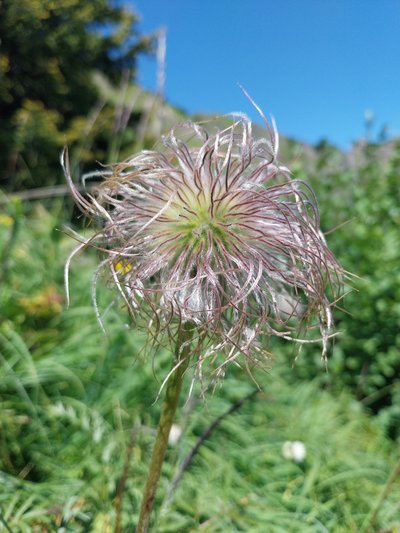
left=136, top=323, right=194, bottom=533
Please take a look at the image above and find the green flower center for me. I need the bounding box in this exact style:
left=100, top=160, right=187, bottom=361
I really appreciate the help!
left=164, top=189, right=233, bottom=250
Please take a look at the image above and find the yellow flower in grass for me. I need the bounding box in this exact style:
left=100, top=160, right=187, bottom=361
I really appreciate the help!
left=114, top=261, right=132, bottom=275
left=0, top=214, right=13, bottom=227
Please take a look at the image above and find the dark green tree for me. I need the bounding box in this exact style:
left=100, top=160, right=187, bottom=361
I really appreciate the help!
left=0, top=0, right=152, bottom=190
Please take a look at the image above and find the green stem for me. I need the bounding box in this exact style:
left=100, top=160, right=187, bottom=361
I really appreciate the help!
left=136, top=323, right=194, bottom=533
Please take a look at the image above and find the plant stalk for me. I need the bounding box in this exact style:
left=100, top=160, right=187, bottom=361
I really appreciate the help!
left=136, top=323, right=194, bottom=533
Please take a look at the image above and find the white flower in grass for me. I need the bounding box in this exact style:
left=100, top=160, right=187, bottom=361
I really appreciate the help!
left=168, top=423, right=182, bottom=445
left=282, top=440, right=307, bottom=463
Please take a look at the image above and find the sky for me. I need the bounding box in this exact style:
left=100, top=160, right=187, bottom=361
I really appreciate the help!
left=130, top=0, right=400, bottom=149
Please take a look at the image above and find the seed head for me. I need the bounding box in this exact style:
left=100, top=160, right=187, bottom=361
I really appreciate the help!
left=64, top=115, right=341, bottom=377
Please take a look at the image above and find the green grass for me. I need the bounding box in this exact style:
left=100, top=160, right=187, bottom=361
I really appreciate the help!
left=0, top=202, right=399, bottom=532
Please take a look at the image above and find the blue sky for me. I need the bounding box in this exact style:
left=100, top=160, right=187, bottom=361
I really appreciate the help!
left=130, top=0, right=400, bottom=148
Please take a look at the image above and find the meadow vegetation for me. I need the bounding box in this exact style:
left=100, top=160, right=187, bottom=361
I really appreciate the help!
left=1, top=1, right=399, bottom=531
left=1, top=137, right=399, bottom=532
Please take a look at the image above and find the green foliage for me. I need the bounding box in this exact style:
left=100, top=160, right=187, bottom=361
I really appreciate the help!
left=0, top=204, right=399, bottom=532
left=0, top=0, right=152, bottom=190
left=282, top=140, right=400, bottom=435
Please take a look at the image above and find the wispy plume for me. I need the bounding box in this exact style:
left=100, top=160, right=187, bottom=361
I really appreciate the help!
left=63, top=114, right=341, bottom=378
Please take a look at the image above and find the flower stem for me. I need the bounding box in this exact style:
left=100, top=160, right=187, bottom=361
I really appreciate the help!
left=136, top=323, right=194, bottom=533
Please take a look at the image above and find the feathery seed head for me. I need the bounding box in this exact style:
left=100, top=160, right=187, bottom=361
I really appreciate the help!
left=64, top=115, right=341, bottom=374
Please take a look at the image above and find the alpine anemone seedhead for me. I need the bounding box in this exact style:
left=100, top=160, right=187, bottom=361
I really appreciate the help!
left=64, top=115, right=341, bottom=374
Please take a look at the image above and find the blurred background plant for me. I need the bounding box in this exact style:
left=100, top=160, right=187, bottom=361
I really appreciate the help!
left=281, top=139, right=400, bottom=441
left=0, top=0, right=170, bottom=191
left=0, top=0, right=399, bottom=531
